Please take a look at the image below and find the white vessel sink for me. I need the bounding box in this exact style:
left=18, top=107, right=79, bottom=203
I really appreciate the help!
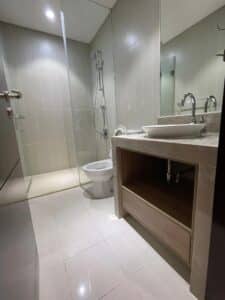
left=142, top=123, right=206, bottom=138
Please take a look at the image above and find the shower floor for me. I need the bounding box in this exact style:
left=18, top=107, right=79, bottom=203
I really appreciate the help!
left=27, top=168, right=89, bottom=199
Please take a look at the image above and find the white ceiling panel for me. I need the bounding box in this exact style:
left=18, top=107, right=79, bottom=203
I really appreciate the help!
left=62, top=0, right=110, bottom=43
left=0, top=0, right=62, bottom=38
left=0, top=0, right=111, bottom=43
left=161, top=0, right=225, bottom=43
left=1, top=0, right=223, bottom=45
left=91, top=0, right=117, bottom=8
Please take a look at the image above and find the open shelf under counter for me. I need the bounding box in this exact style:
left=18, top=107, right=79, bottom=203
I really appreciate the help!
left=118, top=148, right=196, bottom=265
left=121, top=184, right=192, bottom=265
left=123, top=177, right=194, bottom=230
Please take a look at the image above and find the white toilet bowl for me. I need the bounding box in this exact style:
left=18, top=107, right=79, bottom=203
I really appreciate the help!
left=82, top=159, right=113, bottom=198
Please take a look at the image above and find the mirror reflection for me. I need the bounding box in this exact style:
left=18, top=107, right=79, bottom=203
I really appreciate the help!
left=160, top=1, right=225, bottom=116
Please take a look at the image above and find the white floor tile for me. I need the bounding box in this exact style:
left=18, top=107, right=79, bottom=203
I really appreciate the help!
left=101, top=278, right=155, bottom=300
left=88, top=207, right=134, bottom=239
left=28, top=187, right=196, bottom=300
left=27, top=168, right=89, bottom=199
left=130, top=266, right=195, bottom=300
left=57, top=212, right=104, bottom=258
left=32, top=218, right=60, bottom=258
left=105, top=225, right=154, bottom=274
left=39, top=254, right=72, bottom=300
left=65, top=241, right=124, bottom=300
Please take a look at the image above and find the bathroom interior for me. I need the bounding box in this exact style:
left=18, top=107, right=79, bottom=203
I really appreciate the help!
left=0, top=0, right=117, bottom=200
left=0, top=0, right=225, bottom=299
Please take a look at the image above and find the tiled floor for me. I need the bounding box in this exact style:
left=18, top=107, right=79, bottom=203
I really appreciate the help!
left=29, top=187, right=196, bottom=300
left=27, top=168, right=89, bottom=199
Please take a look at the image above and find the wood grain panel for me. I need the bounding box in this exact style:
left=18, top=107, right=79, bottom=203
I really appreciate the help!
left=122, top=186, right=191, bottom=265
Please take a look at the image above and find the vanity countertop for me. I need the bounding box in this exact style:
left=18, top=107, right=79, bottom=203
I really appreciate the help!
left=112, top=133, right=218, bottom=165
left=112, top=132, right=218, bottom=299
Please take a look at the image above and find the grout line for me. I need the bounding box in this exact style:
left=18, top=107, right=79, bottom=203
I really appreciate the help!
left=98, top=283, right=121, bottom=300
left=28, top=183, right=81, bottom=200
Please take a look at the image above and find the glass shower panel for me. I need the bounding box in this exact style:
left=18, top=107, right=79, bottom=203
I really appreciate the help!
left=0, top=0, right=78, bottom=199
left=61, top=0, right=116, bottom=197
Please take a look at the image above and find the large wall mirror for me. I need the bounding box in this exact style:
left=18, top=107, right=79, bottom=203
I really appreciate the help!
left=160, top=0, right=225, bottom=116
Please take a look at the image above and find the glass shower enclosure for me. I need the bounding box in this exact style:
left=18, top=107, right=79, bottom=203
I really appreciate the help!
left=61, top=0, right=116, bottom=198
left=0, top=0, right=116, bottom=202
left=0, top=0, right=82, bottom=200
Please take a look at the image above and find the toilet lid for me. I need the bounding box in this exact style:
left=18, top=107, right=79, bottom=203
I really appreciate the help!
left=83, top=159, right=112, bottom=172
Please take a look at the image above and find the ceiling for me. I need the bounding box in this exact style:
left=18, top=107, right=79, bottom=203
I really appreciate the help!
left=62, top=0, right=113, bottom=43
left=0, top=0, right=117, bottom=43
left=0, top=0, right=224, bottom=44
left=92, top=0, right=117, bottom=8
left=161, top=0, right=225, bottom=43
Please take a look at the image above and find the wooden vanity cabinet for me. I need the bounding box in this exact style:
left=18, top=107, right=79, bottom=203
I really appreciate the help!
left=119, top=149, right=196, bottom=266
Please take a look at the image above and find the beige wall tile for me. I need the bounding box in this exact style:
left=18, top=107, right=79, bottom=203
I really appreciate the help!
left=112, top=0, right=160, bottom=129
left=0, top=22, right=95, bottom=175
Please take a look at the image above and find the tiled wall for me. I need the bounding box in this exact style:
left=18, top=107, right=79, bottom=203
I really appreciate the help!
left=0, top=22, right=96, bottom=175
left=90, top=0, right=160, bottom=160
left=67, top=40, right=97, bottom=166
left=91, top=16, right=116, bottom=160
left=111, top=0, right=160, bottom=129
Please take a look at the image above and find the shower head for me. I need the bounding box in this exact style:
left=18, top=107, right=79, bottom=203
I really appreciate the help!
left=90, top=49, right=102, bottom=60
left=96, top=50, right=104, bottom=71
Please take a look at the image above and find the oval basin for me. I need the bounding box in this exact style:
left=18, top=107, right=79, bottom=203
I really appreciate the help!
left=142, top=123, right=206, bottom=138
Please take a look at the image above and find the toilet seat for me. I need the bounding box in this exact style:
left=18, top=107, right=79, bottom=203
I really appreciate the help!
left=84, top=159, right=112, bottom=172
left=82, top=159, right=113, bottom=182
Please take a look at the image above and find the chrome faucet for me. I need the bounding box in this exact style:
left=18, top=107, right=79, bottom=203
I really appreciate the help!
left=204, top=95, right=217, bottom=113
left=181, top=93, right=197, bottom=123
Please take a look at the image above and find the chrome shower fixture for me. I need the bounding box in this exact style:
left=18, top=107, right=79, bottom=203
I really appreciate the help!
left=205, top=95, right=217, bottom=113
left=94, top=50, right=104, bottom=91
left=93, top=48, right=109, bottom=148
left=94, top=50, right=104, bottom=71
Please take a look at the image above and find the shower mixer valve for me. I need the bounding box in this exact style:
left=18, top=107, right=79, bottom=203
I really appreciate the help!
left=103, top=128, right=109, bottom=139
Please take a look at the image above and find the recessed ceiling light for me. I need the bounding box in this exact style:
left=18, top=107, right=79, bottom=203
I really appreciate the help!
left=45, top=9, right=55, bottom=22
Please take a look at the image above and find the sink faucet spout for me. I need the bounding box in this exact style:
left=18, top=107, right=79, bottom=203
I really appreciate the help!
left=181, top=93, right=197, bottom=123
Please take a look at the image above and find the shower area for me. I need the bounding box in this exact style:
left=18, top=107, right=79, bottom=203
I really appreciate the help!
left=0, top=0, right=116, bottom=201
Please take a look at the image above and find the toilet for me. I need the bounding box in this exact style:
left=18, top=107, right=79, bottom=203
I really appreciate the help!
left=82, top=159, right=113, bottom=199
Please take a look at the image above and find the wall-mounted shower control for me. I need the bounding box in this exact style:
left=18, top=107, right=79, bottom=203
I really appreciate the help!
left=0, top=90, right=22, bottom=118
left=0, top=90, right=22, bottom=100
